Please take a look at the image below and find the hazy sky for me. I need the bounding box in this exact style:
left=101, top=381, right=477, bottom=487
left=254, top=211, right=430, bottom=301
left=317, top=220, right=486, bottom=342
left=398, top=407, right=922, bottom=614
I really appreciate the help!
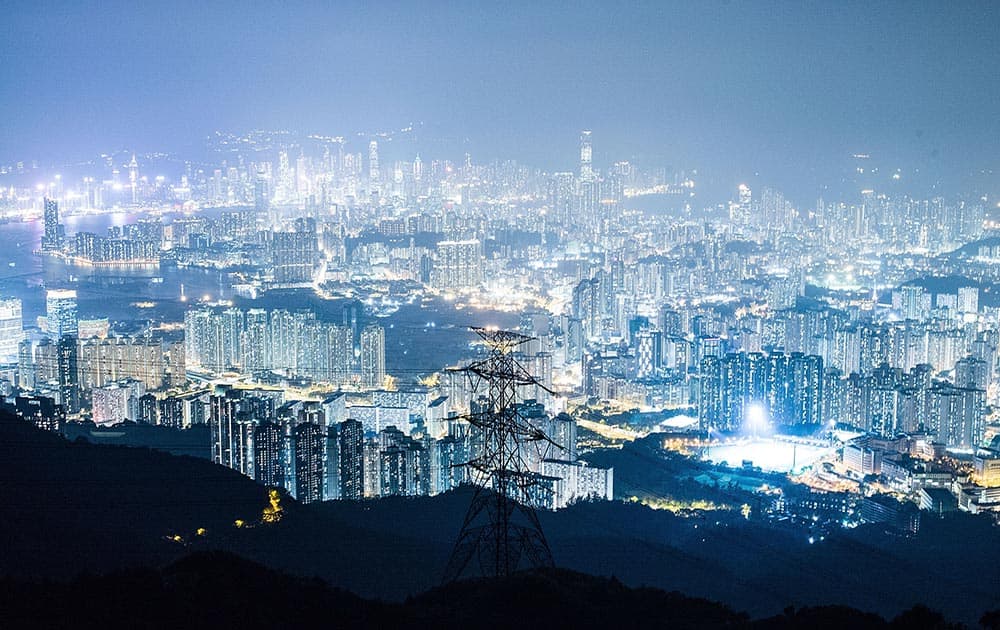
left=3, top=1, right=999, bottom=201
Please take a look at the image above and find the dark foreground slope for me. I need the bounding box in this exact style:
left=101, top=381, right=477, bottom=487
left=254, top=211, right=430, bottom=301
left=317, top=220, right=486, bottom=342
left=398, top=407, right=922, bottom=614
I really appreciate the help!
left=3, top=412, right=1000, bottom=625
left=1, top=410, right=270, bottom=578
left=0, top=551, right=974, bottom=630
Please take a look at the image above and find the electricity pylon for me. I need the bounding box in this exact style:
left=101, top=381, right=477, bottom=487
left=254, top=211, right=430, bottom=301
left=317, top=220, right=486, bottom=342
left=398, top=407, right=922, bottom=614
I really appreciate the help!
left=442, top=327, right=558, bottom=582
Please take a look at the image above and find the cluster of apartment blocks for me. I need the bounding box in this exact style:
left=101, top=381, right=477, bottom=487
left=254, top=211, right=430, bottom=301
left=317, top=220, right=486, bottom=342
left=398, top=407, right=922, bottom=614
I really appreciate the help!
left=184, top=307, right=385, bottom=388
left=202, top=384, right=612, bottom=509
left=15, top=333, right=186, bottom=420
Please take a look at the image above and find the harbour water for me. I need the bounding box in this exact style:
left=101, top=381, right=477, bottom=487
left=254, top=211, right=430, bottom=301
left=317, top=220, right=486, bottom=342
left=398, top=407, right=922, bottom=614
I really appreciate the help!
left=0, top=213, right=518, bottom=378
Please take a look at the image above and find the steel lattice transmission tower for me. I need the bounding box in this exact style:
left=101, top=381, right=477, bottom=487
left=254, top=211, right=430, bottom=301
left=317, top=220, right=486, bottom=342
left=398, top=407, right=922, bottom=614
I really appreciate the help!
left=442, top=327, right=559, bottom=582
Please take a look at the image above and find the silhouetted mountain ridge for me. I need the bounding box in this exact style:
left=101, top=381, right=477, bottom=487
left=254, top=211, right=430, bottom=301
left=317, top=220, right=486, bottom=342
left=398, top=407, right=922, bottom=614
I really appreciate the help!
left=3, top=411, right=1000, bottom=626
left=0, top=551, right=977, bottom=629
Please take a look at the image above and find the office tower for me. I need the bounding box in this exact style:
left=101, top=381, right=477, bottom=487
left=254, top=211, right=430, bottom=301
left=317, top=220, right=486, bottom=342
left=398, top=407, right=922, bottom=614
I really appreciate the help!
left=0, top=297, right=23, bottom=364
left=56, top=335, right=79, bottom=414
left=276, top=150, right=294, bottom=202
left=338, top=419, right=365, bottom=500
left=576, top=129, right=600, bottom=219
left=413, top=154, right=423, bottom=182
left=42, top=198, right=62, bottom=251
left=432, top=239, right=483, bottom=290
left=46, top=289, right=78, bottom=339
left=360, top=325, right=386, bottom=388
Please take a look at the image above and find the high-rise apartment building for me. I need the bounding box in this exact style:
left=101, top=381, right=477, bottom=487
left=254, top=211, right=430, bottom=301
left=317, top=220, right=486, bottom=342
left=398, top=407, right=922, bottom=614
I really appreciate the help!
left=42, top=198, right=62, bottom=251
left=46, top=289, right=78, bottom=339
left=432, top=239, right=482, bottom=290
left=0, top=297, right=23, bottom=364
left=360, top=325, right=386, bottom=388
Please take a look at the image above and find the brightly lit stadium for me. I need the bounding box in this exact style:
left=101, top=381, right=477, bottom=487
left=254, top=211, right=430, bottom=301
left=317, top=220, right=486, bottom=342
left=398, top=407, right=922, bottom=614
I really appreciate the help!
left=699, top=403, right=836, bottom=474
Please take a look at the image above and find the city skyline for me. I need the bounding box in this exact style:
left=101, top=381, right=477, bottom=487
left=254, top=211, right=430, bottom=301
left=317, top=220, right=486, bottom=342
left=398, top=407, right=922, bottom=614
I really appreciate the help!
left=3, top=3, right=1000, bottom=627
left=4, top=2, right=1000, bottom=203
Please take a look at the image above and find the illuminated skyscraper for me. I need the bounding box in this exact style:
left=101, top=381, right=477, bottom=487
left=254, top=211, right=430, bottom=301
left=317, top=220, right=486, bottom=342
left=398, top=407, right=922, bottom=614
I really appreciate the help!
left=46, top=289, right=78, bottom=339
left=128, top=153, right=139, bottom=205
left=57, top=335, right=79, bottom=414
left=360, top=325, right=386, bottom=388
left=413, top=154, right=423, bottom=182
left=578, top=130, right=599, bottom=218
left=579, top=130, right=593, bottom=181
left=292, top=421, right=325, bottom=504
left=42, top=198, right=62, bottom=251
left=0, top=297, right=23, bottom=364
left=244, top=309, right=268, bottom=371
left=338, top=418, right=365, bottom=500
left=368, top=140, right=380, bottom=196
left=253, top=421, right=284, bottom=487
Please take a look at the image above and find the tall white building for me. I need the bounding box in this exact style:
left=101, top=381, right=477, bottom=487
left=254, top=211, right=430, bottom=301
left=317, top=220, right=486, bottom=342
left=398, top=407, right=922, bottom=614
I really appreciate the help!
left=46, top=289, right=78, bottom=339
left=0, top=298, right=23, bottom=364
left=360, top=325, right=386, bottom=388
left=579, top=129, right=593, bottom=181
left=368, top=140, right=380, bottom=196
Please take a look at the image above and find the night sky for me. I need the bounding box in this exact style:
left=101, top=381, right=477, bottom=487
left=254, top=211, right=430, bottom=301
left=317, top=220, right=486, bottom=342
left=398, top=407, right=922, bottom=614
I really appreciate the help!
left=3, top=1, right=999, bottom=202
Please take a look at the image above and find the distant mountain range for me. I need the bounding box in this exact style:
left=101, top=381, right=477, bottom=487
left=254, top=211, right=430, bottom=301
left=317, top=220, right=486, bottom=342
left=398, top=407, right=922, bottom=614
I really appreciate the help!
left=2, top=412, right=999, bottom=626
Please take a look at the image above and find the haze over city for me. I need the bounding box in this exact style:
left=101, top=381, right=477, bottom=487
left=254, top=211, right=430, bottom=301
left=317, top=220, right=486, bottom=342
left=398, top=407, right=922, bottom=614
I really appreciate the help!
left=2, top=2, right=1000, bottom=629
left=4, top=1, right=1000, bottom=201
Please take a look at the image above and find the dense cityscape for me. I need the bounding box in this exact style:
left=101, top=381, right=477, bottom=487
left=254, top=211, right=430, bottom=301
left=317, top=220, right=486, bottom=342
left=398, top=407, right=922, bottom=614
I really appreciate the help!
left=4, top=2, right=1000, bottom=627
left=1, top=126, right=998, bottom=528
